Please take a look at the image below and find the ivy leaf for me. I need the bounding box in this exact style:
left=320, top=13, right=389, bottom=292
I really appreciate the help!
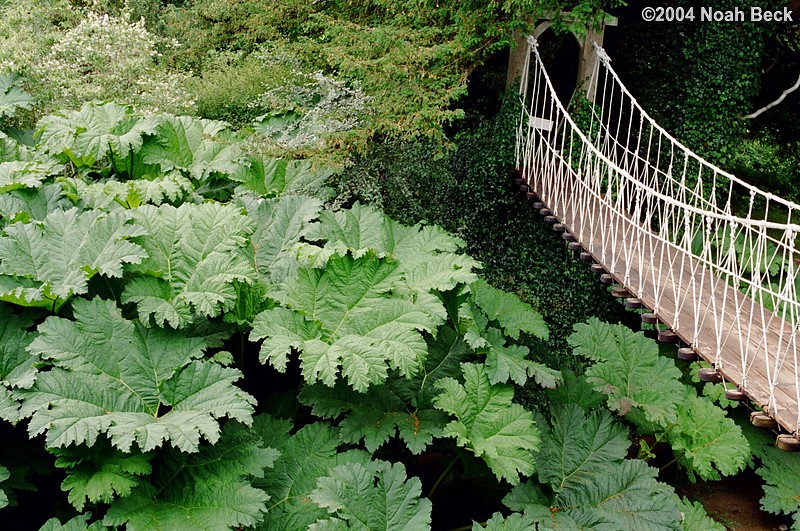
left=255, top=417, right=370, bottom=530
left=54, top=443, right=153, bottom=511
left=668, top=394, right=748, bottom=481
left=105, top=422, right=275, bottom=531
left=310, top=460, right=432, bottom=530
left=569, top=318, right=684, bottom=424
left=36, top=102, right=154, bottom=168
left=535, top=404, right=630, bottom=494
left=680, top=498, right=724, bottom=531
left=0, top=73, right=35, bottom=118
left=472, top=279, right=548, bottom=340
left=19, top=298, right=255, bottom=452
left=434, top=363, right=539, bottom=483
left=252, top=253, right=437, bottom=391
left=0, top=208, right=146, bottom=308
left=122, top=202, right=257, bottom=327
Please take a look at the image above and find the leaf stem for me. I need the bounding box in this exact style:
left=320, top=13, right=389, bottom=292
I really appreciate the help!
left=428, top=455, right=458, bottom=499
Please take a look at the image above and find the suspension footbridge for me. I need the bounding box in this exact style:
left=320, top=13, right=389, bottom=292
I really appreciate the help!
left=515, top=35, right=800, bottom=448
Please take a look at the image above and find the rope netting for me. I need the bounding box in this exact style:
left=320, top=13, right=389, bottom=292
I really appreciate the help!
left=516, top=35, right=800, bottom=432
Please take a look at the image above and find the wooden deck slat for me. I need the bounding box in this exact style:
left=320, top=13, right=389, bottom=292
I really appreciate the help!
left=530, top=175, right=800, bottom=435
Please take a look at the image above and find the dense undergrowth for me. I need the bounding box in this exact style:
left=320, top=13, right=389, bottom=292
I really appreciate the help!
left=0, top=0, right=798, bottom=529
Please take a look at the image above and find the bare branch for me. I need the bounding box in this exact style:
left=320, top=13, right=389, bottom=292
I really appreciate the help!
left=741, top=72, right=800, bottom=120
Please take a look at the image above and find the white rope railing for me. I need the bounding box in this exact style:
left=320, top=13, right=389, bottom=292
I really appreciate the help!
left=516, top=35, right=800, bottom=434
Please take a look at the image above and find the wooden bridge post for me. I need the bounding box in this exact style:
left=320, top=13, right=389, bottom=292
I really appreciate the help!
left=577, top=18, right=617, bottom=102
left=505, top=16, right=618, bottom=101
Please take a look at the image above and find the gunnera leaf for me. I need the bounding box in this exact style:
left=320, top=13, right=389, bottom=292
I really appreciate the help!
left=0, top=305, right=37, bottom=424
left=0, top=464, right=8, bottom=509
left=18, top=298, right=256, bottom=452
left=252, top=253, right=437, bottom=392
left=309, top=459, right=432, bottom=530
left=122, top=202, right=258, bottom=328
left=39, top=513, right=106, bottom=531
left=757, top=444, right=800, bottom=526
left=0, top=73, right=35, bottom=119
left=433, top=363, right=539, bottom=484
left=254, top=416, right=370, bottom=530
left=35, top=102, right=155, bottom=169
left=104, top=422, right=276, bottom=531
left=679, top=498, right=724, bottom=531
left=0, top=208, right=146, bottom=308
left=569, top=318, right=684, bottom=425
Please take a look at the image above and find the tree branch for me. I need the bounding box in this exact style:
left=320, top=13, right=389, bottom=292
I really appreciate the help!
left=741, top=72, right=800, bottom=120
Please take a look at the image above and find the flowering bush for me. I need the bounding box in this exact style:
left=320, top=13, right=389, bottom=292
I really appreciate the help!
left=34, top=11, right=194, bottom=114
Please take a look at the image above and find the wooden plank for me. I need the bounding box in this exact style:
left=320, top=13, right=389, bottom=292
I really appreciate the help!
left=526, top=169, right=800, bottom=436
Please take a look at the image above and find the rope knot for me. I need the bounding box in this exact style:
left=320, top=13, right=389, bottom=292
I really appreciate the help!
left=527, top=35, right=538, bottom=48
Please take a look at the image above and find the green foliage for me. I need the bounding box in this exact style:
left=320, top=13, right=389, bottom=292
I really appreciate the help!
left=756, top=444, right=800, bottom=528
left=0, top=73, right=35, bottom=119
left=0, top=208, right=145, bottom=309
left=104, top=422, right=276, bottom=530
left=123, top=202, right=258, bottom=327
left=569, top=317, right=685, bottom=424
left=434, top=363, right=539, bottom=483
left=679, top=498, right=725, bottom=531
left=0, top=464, right=8, bottom=509
left=310, top=460, right=432, bottom=530
left=503, top=403, right=683, bottom=530
left=20, top=297, right=256, bottom=451
left=568, top=320, right=749, bottom=482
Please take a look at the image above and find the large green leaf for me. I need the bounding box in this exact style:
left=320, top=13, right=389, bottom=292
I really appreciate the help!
left=478, top=512, right=546, bottom=531
left=0, top=160, right=60, bottom=193
left=54, top=442, right=153, bottom=511
left=39, top=513, right=106, bottom=531
left=105, top=422, right=276, bottom=531
left=36, top=102, right=155, bottom=169
left=0, top=208, right=146, bottom=308
left=757, top=444, right=800, bottom=526
left=434, top=363, right=539, bottom=483
left=679, top=498, right=724, bottom=531
left=0, top=183, right=70, bottom=226
left=472, top=279, right=548, bottom=340
left=252, top=253, right=437, bottom=391
left=535, top=404, right=630, bottom=494
left=0, top=306, right=37, bottom=423
left=309, top=459, right=432, bottom=530
left=122, top=202, right=258, bottom=327
left=557, top=460, right=681, bottom=530
left=301, top=381, right=447, bottom=455
left=668, top=394, right=748, bottom=481
left=245, top=194, right=323, bottom=284
left=0, top=73, right=35, bottom=118
left=19, top=298, right=255, bottom=452
left=140, top=114, right=244, bottom=181
left=255, top=417, right=369, bottom=530
left=0, top=464, right=8, bottom=509
left=305, top=203, right=479, bottom=314
left=569, top=318, right=684, bottom=425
